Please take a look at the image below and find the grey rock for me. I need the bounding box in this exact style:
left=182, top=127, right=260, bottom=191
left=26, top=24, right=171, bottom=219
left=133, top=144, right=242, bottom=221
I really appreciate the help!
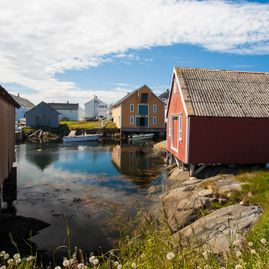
left=177, top=204, right=262, bottom=253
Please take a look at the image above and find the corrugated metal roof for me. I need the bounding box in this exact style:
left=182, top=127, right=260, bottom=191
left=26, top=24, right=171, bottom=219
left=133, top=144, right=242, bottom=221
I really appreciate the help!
left=175, top=67, right=269, bottom=118
left=10, top=94, right=34, bottom=109
left=48, top=103, right=79, bottom=110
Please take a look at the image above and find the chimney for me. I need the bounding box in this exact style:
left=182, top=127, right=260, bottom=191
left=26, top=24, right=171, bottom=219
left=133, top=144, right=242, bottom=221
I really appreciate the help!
left=67, top=101, right=69, bottom=104
left=17, top=93, right=20, bottom=97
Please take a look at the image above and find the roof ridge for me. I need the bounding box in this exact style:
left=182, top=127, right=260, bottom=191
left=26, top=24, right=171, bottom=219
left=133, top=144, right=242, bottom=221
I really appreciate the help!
left=175, top=66, right=269, bottom=75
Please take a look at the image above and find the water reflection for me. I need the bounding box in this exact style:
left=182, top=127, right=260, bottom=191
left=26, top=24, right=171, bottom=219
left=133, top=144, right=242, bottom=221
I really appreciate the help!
left=25, top=143, right=60, bottom=171
left=111, top=144, right=160, bottom=187
left=5, top=142, right=166, bottom=262
left=0, top=168, right=50, bottom=260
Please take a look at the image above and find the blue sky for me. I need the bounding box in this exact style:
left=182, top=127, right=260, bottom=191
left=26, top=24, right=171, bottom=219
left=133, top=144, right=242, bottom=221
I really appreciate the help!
left=1, top=0, right=269, bottom=106
left=56, top=43, right=269, bottom=93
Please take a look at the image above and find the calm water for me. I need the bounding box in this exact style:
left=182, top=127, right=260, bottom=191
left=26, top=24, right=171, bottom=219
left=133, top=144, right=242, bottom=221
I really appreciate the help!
left=2, top=142, right=166, bottom=260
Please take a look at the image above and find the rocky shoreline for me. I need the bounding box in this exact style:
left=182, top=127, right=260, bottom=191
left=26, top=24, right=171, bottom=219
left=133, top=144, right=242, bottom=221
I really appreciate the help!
left=160, top=166, right=263, bottom=254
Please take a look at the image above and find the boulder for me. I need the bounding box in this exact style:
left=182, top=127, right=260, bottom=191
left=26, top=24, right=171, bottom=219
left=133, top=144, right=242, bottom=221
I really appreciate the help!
left=176, top=204, right=262, bottom=253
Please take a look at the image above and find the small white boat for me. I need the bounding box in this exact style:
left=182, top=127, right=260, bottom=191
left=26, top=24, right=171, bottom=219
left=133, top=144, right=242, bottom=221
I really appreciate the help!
left=128, top=133, right=154, bottom=142
left=63, top=131, right=101, bottom=142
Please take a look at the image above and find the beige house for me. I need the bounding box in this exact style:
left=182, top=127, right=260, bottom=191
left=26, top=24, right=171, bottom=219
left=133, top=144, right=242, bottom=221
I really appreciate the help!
left=111, top=85, right=165, bottom=134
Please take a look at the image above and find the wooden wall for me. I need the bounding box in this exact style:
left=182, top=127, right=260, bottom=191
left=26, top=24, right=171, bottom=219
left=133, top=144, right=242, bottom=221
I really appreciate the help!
left=0, top=95, right=16, bottom=185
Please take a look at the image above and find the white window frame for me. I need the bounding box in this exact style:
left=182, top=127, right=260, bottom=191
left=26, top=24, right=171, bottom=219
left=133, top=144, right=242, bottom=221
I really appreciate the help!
left=153, top=104, right=157, bottom=113
left=153, top=116, right=157, bottom=125
left=178, top=114, right=183, bottom=142
left=130, top=104, right=134, bottom=112
left=168, top=116, right=172, bottom=136
left=130, top=115, right=134, bottom=125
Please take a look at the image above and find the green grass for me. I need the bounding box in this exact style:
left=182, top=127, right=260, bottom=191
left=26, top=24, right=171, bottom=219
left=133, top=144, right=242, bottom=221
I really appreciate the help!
left=235, top=170, right=269, bottom=243
left=60, top=120, right=116, bottom=130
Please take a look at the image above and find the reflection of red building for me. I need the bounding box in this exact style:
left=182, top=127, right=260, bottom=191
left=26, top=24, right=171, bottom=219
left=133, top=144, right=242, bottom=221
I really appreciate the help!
left=167, top=67, right=269, bottom=169
left=0, top=86, right=20, bottom=185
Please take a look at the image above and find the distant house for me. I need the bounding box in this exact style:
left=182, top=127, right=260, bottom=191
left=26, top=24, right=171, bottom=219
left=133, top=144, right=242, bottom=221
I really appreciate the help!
left=111, top=85, right=165, bottom=134
left=84, top=96, right=108, bottom=120
left=25, top=102, right=60, bottom=128
left=11, top=93, right=34, bottom=122
left=159, top=89, right=170, bottom=123
left=48, top=102, right=79, bottom=121
left=78, top=107, right=85, bottom=121
left=0, top=85, right=20, bottom=185
left=167, top=67, right=269, bottom=170
left=159, top=89, right=169, bottom=104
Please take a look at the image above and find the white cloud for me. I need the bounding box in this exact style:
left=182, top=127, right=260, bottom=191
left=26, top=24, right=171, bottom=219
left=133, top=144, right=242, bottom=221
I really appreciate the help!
left=0, top=0, right=269, bottom=106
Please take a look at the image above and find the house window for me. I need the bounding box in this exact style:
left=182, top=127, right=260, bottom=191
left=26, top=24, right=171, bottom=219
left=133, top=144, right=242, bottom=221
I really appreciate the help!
left=173, top=79, right=177, bottom=95
left=153, top=116, right=157, bottom=125
left=140, top=93, right=148, bottom=103
left=178, top=114, right=183, bottom=141
left=130, top=115, right=134, bottom=125
left=138, top=104, right=149, bottom=115
left=153, top=104, right=157, bottom=113
left=130, top=104, right=134, bottom=112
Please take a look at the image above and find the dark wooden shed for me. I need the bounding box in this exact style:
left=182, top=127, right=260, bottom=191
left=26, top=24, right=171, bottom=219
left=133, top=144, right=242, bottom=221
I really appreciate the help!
left=166, top=67, right=269, bottom=167
left=25, top=102, right=60, bottom=128
left=0, top=85, right=20, bottom=184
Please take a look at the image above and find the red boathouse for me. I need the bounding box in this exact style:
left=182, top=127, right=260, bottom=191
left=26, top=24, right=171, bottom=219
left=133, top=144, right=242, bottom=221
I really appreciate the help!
left=166, top=67, right=269, bottom=169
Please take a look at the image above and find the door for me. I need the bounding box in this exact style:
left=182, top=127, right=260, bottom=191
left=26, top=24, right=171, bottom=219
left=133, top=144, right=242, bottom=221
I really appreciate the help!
left=136, top=116, right=148, bottom=127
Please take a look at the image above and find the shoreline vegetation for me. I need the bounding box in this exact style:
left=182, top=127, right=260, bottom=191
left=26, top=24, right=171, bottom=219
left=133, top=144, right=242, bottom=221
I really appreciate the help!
left=3, top=142, right=269, bottom=268
left=21, top=120, right=118, bottom=142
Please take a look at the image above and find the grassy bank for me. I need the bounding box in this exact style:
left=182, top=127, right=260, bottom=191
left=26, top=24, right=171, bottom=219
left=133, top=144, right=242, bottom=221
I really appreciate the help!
left=60, top=120, right=116, bottom=130
left=2, top=170, right=269, bottom=268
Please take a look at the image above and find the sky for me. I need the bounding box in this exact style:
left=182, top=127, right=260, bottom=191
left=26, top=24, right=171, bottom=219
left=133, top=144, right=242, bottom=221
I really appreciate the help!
left=0, top=0, right=269, bottom=107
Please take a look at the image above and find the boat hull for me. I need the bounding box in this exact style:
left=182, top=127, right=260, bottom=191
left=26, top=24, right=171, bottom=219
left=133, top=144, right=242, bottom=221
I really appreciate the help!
left=63, top=134, right=101, bottom=142
left=128, top=133, right=154, bottom=142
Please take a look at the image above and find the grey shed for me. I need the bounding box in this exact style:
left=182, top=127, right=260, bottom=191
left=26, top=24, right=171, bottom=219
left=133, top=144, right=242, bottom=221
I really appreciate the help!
left=25, top=101, right=60, bottom=128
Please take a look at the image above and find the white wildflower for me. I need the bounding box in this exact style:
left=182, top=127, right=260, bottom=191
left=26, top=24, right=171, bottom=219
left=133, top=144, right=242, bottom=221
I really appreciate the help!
left=235, top=265, right=243, bottom=269
left=55, top=266, right=61, bottom=269
left=0, top=251, right=6, bottom=257
left=26, top=255, right=34, bottom=262
left=248, top=241, right=253, bottom=247
left=261, top=238, right=266, bottom=245
left=4, top=254, right=9, bottom=260
left=166, top=251, right=175, bottom=260
left=89, top=256, right=95, bottom=263
left=78, top=263, right=85, bottom=269
left=250, top=249, right=257, bottom=255
left=202, top=251, right=208, bottom=260
left=114, top=261, right=119, bottom=266
left=7, top=259, right=14, bottom=265
left=93, top=258, right=99, bottom=265
left=117, top=265, right=122, bottom=269
left=236, top=251, right=242, bottom=258
left=13, top=253, right=20, bottom=260
left=69, top=259, right=74, bottom=265
left=15, top=258, right=21, bottom=264
left=63, top=259, right=69, bottom=267
left=131, top=262, right=137, bottom=268
left=0, top=265, right=6, bottom=269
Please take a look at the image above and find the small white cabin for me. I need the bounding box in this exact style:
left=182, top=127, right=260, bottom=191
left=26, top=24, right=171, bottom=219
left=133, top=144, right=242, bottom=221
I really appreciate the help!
left=85, top=96, right=108, bottom=119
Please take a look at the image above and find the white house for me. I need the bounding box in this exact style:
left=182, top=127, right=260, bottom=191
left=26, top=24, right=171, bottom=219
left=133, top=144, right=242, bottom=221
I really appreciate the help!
left=85, top=96, right=108, bottom=120
left=11, top=93, right=35, bottom=122
left=48, top=102, right=79, bottom=121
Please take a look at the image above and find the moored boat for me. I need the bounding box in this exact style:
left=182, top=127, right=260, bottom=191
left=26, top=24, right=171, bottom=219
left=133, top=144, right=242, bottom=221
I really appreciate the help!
left=128, top=133, right=154, bottom=142
left=63, top=130, right=101, bottom=142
